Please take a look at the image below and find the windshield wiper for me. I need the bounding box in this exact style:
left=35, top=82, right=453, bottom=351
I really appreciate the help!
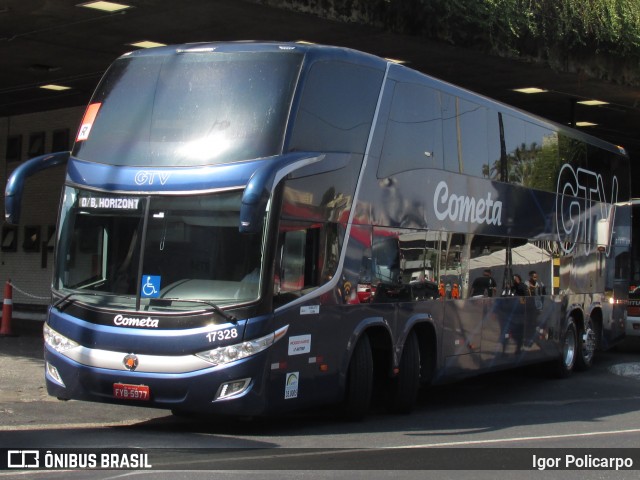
left=160, top=298, right=237, bottom=324
left=53, top=292, right=237, bottom=324
left=52, top=291, right=136, bottom=310
left=52, top=292, right=99, bottom=310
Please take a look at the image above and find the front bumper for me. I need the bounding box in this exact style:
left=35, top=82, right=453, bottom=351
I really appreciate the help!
left=625, top=315, right=640, bottom=337
left=44, top=345, right=271, bottom=416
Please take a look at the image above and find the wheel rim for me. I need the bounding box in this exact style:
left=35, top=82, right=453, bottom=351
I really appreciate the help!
left=582, top=326, right=596, bottom=363
left=563, top=327, right=576, bottom=368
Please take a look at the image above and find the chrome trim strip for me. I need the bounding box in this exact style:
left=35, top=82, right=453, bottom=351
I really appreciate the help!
left=62, top=347, right=213, bottom=374
left=65, top=182, right=245, bottom=196
left=57, top=324, right=290, bottom=374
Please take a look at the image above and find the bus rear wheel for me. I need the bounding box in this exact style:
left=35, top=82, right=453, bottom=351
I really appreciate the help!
left=387, top=329, right=421, bottom=414
left=575, top=317, right=597, bottom=371
left=342, top=334, right=373, bottom=421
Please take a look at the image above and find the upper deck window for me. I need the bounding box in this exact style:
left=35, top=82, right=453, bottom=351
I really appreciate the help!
left=289, top=60, right=384, bottom=154
left=73, top=51, right=303, bottom=166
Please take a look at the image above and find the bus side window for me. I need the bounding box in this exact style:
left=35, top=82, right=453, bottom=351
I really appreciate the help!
left=289, top=60, right=383, bottom=154
left=442, top=96, right=494, bottom=177
left=378, top=81, right=444, bottom=177
left=370, top=228, right=407, bottom=303
left=278, top=230, right=307, bottom=293
left=275, top=222, right=340, bottom=300
left=372, top=234, right=400, bottom=286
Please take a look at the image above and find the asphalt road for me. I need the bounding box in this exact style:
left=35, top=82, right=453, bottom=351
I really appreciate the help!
left=2, top=319, right=640, bottom=479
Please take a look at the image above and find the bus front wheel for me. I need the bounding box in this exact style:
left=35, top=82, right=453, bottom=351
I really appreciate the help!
left=343, top=334, right=373, bottom=420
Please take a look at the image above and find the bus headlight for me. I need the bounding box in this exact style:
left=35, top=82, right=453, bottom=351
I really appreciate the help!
left=195, top=325, right=288, bottom=366
left=44, top=324, right=80, bottom=353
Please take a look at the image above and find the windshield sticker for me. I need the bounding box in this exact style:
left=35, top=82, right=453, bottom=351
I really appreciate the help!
left=300, top=305, right=319, bottom=315
left=141, top=275, right=161, bottom=298
left=79, top=197, right=140, bottom=210
left=288, top=334, right=311, bottom=356
left=76, top=102, right=101, bottom=141
left=284, top=372, right=299, bottom=399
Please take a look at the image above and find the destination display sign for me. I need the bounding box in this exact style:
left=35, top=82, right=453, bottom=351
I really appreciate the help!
left=78, top=196, right=141, bottom=210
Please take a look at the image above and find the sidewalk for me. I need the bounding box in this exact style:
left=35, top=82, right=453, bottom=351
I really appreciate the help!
left=0, top=318, right=48, bottom=403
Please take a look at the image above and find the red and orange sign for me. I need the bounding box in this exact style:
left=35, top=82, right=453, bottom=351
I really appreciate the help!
left=76, top=103, right=102, bottom=141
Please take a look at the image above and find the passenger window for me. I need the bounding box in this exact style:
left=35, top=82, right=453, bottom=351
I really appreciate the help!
left=468, top=235, right=509, bottom=298
left=278, top=229, right=307, bottom=293
left=289, top=61, right=384, bottom=154
left=399, top=230, right=441, bottom=301
left=437, top=233, right=466, bottom=300
left=522, top=123, right=559, bottom=190
left=274, top=221, right=340, bottom=299
left=442, top=96, right=495, bottom=178
left=378, top=82, right=443, bottom=177
left=369, top=228, right=440, bottom=303
left=372, top=231, right=400, bottom=284
left=370, top=228, right=405, bottom=302
left=502, top=121, right=559, bottom=189
left=588, top=145, right=629, bottom=202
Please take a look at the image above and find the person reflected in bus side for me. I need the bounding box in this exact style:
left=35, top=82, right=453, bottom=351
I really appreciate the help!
left=470, top=269, right=497, bottom=297
left=451, top=283, right=460, bottom=299
left=505, top=273, right=529, bottom=354
left=526, top=270, right=546, bottom=347
left=511, top=274, right=530, bottom=296
left=528, top=270, right=546, bottom=296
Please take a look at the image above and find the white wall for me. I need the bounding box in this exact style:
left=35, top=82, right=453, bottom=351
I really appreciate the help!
left=1, top=107, right=84, bottom=307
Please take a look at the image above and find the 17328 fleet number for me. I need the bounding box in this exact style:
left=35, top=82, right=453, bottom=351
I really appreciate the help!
left=206, top=328, right=239, bottom=343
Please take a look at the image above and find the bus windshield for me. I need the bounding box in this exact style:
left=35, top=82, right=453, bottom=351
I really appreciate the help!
left=54, top=187, right=264, bottom=311
left=72, top=51, right=303, bottom=166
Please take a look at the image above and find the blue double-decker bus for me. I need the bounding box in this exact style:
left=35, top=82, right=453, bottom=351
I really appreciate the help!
left=5, top=42, right=630, bottom=418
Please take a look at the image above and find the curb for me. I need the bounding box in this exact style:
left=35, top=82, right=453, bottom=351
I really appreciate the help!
left=609, top=363, right=640, bottom=380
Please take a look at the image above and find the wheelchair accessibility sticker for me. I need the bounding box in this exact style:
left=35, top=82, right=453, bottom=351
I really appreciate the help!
left=141, top=275, right=161, bottom=298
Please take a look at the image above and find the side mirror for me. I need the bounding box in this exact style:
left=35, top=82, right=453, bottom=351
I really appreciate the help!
left=239, top=153, right=322, bottom=233
left=5, top=151, right=70, bottom=224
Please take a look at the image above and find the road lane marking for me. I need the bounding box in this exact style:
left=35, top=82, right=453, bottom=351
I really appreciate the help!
left=396, top=427, right=640, bottom=448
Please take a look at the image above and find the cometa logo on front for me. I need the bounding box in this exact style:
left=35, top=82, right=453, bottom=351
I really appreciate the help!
left=113, top=315, right=159, bottom=328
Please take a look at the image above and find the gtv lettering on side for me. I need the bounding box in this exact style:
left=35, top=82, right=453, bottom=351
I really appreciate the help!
left=556, top=164, right=618, bottom=255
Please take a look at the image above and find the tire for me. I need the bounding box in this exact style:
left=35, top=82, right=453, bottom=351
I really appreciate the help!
left=342, top=334, right=374, bottom=421
left=575, top=317, right=597, bottom=371
left=388, top=329, right=421, bottom=414
left=549, top=317, right=577, bottom=378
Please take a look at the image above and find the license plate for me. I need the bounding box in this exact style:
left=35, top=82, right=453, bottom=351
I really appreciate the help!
left=113, top=383, right=150, bottom=401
